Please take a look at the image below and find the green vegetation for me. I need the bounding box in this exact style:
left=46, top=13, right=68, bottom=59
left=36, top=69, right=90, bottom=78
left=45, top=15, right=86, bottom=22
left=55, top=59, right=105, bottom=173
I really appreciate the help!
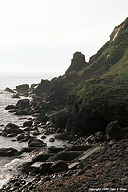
left=74, top=18, right=128, bottom=106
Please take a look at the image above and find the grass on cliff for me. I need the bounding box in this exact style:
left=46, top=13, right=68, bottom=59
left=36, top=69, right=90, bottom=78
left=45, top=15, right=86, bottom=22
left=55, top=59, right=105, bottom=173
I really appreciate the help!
left=79, top=18, right=128, bottom=79
left=73, top=78, right=128, bottom=106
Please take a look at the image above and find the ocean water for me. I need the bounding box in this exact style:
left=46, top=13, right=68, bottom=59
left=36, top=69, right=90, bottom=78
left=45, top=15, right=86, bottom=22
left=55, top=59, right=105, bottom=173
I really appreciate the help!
left=0, top=71, right=65, bottom=188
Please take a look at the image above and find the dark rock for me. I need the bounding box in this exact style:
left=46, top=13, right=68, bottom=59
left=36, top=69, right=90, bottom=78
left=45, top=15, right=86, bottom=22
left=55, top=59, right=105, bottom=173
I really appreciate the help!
left=4, top=87, right=15, bottom=93
left=15, top=99, right=30, bottom=110
left=2, top=123, right=23, bottom=136
left=41, top=135, right=46, bottom=139
left=28, top=138, right=46, bottom=148
left=23, top=120, right=33, bottom=127
left=5, top=105, right=16, bottom=110
left=106, top=121, right=124, bottom=140
left=32, top=152, right=51, bottom=163
left=40, top=163, right=52, bottom=175
left=16, top=133, right=30, bottom=141
left=16, top=84, right=29, bottom=94
left=51, top=160, right=68, bottom=173
left=0, top=148, right=18, bottom=156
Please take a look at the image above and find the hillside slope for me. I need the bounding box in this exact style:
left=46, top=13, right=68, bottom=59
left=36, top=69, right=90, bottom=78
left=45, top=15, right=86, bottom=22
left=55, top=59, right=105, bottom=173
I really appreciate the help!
left=66, top=18, right=128, bottom=135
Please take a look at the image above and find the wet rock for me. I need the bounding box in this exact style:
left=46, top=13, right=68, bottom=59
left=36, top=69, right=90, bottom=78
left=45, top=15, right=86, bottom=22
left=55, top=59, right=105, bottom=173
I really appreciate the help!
left=106, top=121, right=124, bottom=140
left=51, top=160, right=68, bottom=173
left=23, top=120, right=33, bottom=127
left=5, top=105, right=16, bottom=110
left=28, top=138, right=46, bottom=147
left=41, top=135, right=46, bottom=139
left=15, top=99, right=30, bottom=110
left=0, top=148, right=18, bottom=156
left=32, top=152, right=51, bottom=163
left=16, top=133, right=30, bottom=141
left=2, top=123, right=23, bottom=136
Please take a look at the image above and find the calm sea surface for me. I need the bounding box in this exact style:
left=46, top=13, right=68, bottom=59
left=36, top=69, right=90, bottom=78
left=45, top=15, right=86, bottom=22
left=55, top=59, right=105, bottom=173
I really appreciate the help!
left=0, top=72, right=64, bottom=188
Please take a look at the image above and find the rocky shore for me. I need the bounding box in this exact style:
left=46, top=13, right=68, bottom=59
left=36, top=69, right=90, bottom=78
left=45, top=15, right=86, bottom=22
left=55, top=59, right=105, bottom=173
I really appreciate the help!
left=1, top=18, right=128, bottom=191
left=1, top=137, right=128, bottom=192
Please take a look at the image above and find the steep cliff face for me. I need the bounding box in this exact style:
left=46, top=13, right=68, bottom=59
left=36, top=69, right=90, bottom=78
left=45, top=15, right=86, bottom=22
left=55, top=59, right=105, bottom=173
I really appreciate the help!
left=66, top=18, right=128, bottom=135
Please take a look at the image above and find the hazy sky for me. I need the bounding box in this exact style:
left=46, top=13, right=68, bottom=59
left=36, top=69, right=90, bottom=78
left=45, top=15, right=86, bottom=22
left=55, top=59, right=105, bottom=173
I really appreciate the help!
left=0, top=0, right=128, bottom=74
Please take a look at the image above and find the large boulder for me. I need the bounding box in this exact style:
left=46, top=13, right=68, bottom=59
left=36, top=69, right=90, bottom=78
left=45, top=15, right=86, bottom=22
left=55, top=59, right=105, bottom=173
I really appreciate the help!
left=106, top=121, right=124, bottom=140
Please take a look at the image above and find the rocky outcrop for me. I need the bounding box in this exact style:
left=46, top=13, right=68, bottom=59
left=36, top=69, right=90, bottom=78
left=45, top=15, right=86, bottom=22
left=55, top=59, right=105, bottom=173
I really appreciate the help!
left=16, top=84, right=29, bottom=95
left=65, top=52, right=87, bottom=74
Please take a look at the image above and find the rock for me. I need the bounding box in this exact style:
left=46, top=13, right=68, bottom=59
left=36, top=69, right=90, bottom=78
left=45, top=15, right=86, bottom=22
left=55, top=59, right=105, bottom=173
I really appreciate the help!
left=12, top=93, right=20, bottom=98
left=16, top=133, right=30, bottom=141
left=28, top=138, right=46, bottom=148
left=15, top=99, right=30, bottom=110
left=49, top=138, right=55, bottom=142
left=5, top=105, right=16, bottom=110
left=4, top=87, right=15, bottom=93
left=32, top=152, right=51, bottom=163
left=41, top=135, right=46, bottom=139
left=23, top=121, right=33, bottom=127
left=106, top=121, right=124, bottom=140
left=2, top=123, right=23, bottom=136
left=51, top=160, right=68, bottom=173
left=16, top=84, right=29, bottom=94
left=40, top=163, right=52, bottom=175
left=0, top=148, right=18, bottom=156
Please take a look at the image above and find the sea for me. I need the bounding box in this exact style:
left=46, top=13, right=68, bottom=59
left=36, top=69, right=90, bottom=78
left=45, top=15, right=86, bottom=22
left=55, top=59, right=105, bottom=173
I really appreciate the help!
left=0, top=71, right=65, bottom=188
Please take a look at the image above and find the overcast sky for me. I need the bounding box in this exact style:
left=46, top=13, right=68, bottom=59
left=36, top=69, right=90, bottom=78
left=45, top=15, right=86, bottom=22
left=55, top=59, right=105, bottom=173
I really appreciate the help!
left=0, top=0, right=128, bottom=74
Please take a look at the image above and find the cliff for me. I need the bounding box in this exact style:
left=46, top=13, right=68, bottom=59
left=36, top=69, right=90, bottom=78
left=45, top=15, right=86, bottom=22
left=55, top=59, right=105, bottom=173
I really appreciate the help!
left=66, top=17, right=128, bottom=135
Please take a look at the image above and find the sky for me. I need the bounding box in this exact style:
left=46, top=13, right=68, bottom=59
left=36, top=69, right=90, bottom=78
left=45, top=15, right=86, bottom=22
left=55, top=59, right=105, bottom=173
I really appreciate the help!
left=0, top=0, right=128, bottom=75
